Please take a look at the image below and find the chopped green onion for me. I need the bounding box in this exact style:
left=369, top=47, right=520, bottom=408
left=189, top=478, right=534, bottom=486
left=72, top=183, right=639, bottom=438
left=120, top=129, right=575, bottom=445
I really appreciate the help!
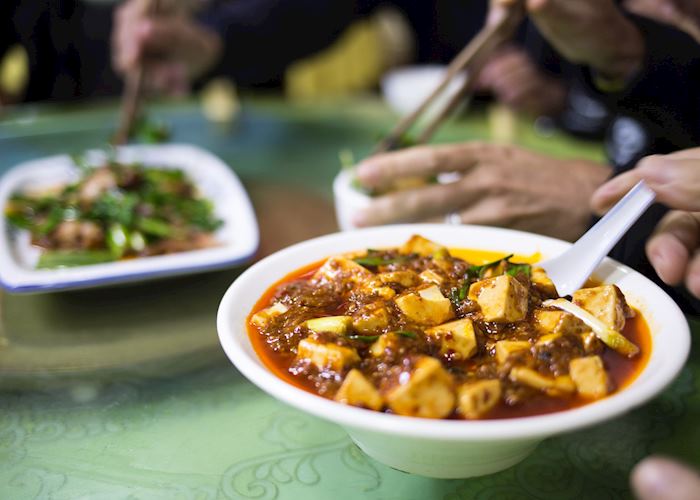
left=137, top=217, right=172, bottom=238
left=353, top=255, right=409, bottom=267
left=106, top=224, right=129, bottom=258
left=506, top=263, right=532, bottom=277
left=542, top=298, right=639, bottom=357
left=338, top=149, right=356, bottom=170
left=129, top=231, right=146, bottom=253
left=37, top=250, right=115, bottom=269
left=396, top=331, right=418, bottom=339
left=467, top=254, right=514, bottom=279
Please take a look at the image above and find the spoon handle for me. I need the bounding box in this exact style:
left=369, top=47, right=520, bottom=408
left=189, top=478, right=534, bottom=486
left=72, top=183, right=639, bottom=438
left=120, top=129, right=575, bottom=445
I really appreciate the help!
left=542, top=180, right=656, bottom=296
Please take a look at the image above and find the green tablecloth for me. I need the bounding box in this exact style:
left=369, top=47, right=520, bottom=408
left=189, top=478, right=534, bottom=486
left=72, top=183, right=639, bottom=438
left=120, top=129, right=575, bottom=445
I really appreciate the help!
left=0, top=98, right=697, bottom=499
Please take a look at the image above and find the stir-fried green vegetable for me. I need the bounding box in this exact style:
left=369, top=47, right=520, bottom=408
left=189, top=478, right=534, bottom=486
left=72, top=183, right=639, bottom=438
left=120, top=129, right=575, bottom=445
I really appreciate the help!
left=5, top=160, right=222, bottom=268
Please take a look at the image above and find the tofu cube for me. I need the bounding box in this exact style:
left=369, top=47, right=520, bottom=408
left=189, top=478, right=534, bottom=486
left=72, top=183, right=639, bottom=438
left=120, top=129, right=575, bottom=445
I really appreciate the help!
left=314, top=256, right=373, bottom=286
left=457, top=379, right=502, bottom=419
left=533, top=309, right=585, bottom=337
left=377, top=271, right=419, bottom=288
left=509, top=367, right=575, bottom=396
left=369, top=332, right=401, bottom=358
left=495, top=340, right=531, bottom=364
left=334, top=369, right=383, bottom=410
left=352, top=303, right=390, bottom=335
left=535, top=333, right=562, bottom=346
left=360, top=277, right=397, bottom=299
left=250, top=303, right=289, bottom=329
left=425, top=318, right=478, bottom=360
left=572, top=285, right=631, bottom=331
left=400, top=235, right=449, bottom=258
left=303, top=316, right=353, bottom=335
left=531, top=267, right=558, bottom=297
left=468, top=275, right=528, bottom=322
left=395, top=285, right=454, bottom=326
left=386, top=356, right=455, bottom=418
left=579, top=331, right=604, bottom=354
left=419, top=269, right=445, bottom=285
left=296, top=337, right=360, bottom=372
left=569, top=356, right=609, bottom=399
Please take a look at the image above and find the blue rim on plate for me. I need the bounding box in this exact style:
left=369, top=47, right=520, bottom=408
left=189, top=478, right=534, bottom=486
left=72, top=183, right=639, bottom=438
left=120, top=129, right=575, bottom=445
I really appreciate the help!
left=0, top=144, right=259, bottom=293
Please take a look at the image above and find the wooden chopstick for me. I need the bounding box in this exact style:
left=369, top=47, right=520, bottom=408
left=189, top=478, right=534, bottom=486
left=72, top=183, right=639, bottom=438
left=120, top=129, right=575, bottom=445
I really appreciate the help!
left=112, top=0, right=161, bottom=146
left=374, top=0, right=523, bottom=153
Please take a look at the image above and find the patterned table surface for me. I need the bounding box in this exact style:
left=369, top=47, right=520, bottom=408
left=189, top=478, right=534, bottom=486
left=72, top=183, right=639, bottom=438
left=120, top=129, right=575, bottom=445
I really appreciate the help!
left=0, top=98, right=697, bottom=499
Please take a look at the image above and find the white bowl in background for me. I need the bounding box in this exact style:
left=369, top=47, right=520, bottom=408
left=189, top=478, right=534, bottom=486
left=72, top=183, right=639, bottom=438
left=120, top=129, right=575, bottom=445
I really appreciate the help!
left=217, top=224, right=689, bottom=478
left=0, top=144, right=259, bottom=292
left=333, top=168, right=372, bottom=231
left=381, top=65, right=467, bottom=118
left=333, top=167, right=460, bottom=231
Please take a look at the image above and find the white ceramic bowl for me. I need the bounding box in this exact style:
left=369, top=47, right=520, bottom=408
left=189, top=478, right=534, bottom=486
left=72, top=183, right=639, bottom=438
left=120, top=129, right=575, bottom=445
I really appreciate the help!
left=333, top=168, right=460, bottom=231
left=217, top=224, right=690, bottom=478
left=333, top=169, right=371, bottom=231
left=381, top=65, right=467, bottom=118
left=0, top=144, right=259, bottom=292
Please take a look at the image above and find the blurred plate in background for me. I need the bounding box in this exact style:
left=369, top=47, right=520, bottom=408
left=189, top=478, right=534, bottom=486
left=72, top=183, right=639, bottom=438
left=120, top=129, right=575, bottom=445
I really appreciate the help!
left=0, top=144, right=259, bottom=293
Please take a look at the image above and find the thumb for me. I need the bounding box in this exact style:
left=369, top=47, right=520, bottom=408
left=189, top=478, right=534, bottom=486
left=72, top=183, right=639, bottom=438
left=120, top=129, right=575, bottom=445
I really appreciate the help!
left=590, top=170, right=641, bottom=215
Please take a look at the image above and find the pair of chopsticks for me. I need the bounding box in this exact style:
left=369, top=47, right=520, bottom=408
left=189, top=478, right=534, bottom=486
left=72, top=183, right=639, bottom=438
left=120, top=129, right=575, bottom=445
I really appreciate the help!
left=112, top=0, right=162, bottom=146
left=374, top=0, right=524, bottom=154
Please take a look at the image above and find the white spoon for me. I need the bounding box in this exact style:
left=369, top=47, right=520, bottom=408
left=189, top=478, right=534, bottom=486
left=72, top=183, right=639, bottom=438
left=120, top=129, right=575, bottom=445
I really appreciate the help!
left=540, top=180, right=656, bottom=297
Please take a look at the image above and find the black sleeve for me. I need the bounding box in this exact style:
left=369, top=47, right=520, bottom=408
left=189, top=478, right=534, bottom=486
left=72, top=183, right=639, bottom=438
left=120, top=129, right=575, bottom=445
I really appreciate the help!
left=585, top=15, right=700, bottom=171
left=0, top=1, right=21, bottom=61
left=197, top=0, right=363, bottom=87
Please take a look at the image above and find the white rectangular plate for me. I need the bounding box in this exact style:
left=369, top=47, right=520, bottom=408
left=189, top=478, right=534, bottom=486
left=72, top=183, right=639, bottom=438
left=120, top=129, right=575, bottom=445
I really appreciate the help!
left=0, top=144, right=259, bottom=293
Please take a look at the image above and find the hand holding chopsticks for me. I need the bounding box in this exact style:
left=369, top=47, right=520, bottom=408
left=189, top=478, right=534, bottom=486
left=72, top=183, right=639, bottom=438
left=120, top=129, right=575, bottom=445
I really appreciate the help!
left=112, top=0, right=162, bottom=146
left=374, top=0, right=524, bottom=153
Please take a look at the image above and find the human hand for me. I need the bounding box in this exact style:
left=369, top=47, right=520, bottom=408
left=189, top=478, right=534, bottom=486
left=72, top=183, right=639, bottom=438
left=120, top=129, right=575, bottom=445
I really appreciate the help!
left=354, top=143, right=610, bottom=241
left=525, top=0, right=644, bottom=81
left=476, top=45, right=566, bottom=116
left=592, top=149, right=700, bottom=297
left=112, top=0, right=222, bottom=95
left=624, top=0, right=700, bottom=42
left=631, top=456, right=700, bottom=500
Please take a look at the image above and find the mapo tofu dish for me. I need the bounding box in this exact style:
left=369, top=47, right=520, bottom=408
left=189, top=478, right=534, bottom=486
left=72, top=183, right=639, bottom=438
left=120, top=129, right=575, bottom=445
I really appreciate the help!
left=5, top=160, right=222, bottom=268
left=248, top=235, right=649, bottom=420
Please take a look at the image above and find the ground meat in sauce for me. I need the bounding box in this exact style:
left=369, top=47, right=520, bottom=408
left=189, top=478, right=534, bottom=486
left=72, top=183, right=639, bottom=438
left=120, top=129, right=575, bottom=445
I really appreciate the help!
left=249, top=236, right=644, bottom=420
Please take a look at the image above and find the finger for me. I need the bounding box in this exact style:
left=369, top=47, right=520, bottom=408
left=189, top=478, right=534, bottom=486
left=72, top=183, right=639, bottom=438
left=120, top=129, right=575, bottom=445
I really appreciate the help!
left=142, top=16, right=215, bottom=57
left=113, top=3, right=146, bottom=73
left=590, top=169, right=642, bottom=215
left=636, top=157, right=700, bottom=212
left=478, top=49, right=527, bottom=86
left=456, top=196, right=530, bottom=227
left=645, top=211, right=700, bottom=285
left=632, top=456, right=700, bottom=500
left=145, top=62, right=188, bottom=95
left=686, top=247, right=700, bottom=299
left=489, top=68, right=540, bottom=109
left=353, top=178, right=486, bottom=227
left=356, top=142, right=512, bottom=190
left=664, top=146, right=700, bottom=160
